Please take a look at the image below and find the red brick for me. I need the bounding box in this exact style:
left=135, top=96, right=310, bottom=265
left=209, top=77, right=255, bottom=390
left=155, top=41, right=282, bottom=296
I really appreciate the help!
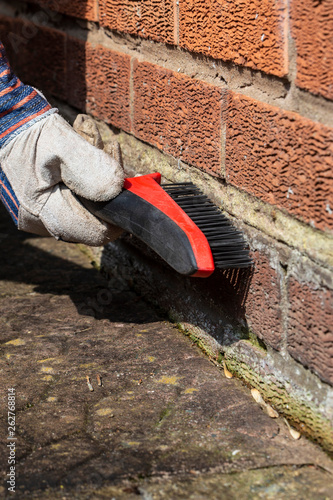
left=99, top=0, right=175, bottom=44
left=21, top=0, right=98, bottom=22
left=290, top=0, right=333, bottom=100
left=225, top=93, right=333, bottom=232
left=179, top=0, right=288, bottom=77
left=67, top=37, right=131, bottom=133
left=245, top=251, right=283, bottom=350
left=0, top=17, right=66, bottom=100
left=287, top=278, right=333, bottom=385
left=133, top=61, right=224, bottom=172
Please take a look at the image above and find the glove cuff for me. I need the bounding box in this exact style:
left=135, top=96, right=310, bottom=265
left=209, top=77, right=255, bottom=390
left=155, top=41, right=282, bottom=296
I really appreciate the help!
left=0, top=41, right=57, bottom=149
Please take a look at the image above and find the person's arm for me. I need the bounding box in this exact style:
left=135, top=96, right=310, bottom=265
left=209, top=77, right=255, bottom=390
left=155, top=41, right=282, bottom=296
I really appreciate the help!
left=0, top=41, right=124, bottom=245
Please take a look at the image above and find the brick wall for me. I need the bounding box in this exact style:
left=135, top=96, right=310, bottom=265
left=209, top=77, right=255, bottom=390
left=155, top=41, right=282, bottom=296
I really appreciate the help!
left=0, top=0, right=332, bottom=421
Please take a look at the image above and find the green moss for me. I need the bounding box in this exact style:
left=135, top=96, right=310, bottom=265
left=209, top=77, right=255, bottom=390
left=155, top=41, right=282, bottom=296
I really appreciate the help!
left=173, top=321, right=332, bottom=454
left=177, top=325, right=219, bottom=360
left=245, top=331, right=267, bottom=352
left=157, top=406, right=173, bottom=426
left=224, top=355, right=333, bottom=454
left=217, top=352, right=223, bottom=364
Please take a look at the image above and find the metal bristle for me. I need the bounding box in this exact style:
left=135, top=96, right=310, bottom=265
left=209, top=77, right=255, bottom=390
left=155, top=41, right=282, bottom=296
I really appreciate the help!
left=163, top=182, right=252, bottom=269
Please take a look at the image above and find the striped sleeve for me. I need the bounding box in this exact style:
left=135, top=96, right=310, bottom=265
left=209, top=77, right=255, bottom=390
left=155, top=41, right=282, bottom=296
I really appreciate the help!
left=0, top=168, right=19, bottom=224
left=0, top=40, right=58, bottom=225
left=0, top=40, right=54, bottom=149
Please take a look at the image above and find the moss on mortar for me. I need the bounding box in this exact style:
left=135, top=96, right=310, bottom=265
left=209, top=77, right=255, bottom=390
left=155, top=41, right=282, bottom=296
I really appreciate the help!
left=223, top=354, right=333, bottom=454
left=246, top=329, right=267, bottom=352
left=171, top=320, right=332, bottom=454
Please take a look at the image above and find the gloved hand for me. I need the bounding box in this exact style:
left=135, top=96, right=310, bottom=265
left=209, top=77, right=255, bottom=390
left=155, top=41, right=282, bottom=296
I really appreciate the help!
left=0, top=42, right=124, bottom=246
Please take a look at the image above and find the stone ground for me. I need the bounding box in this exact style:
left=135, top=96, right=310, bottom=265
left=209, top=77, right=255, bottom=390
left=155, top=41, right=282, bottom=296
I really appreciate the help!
left=0, top=205, right=332, bottom=499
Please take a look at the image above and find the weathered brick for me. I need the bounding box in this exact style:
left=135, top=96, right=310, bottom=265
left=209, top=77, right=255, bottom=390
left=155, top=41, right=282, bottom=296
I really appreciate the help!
left=22, top=0, right=98, bottom=22
left=287, top=278, right=333, bottom=385
left=66, top=37, right=87, bottom=111
left=0, top=18, right=67, bottom=100
left=225, top=93, right=333, bottom=232
left=67, top=37, right=131, bottom=133
left=133, top=61, right=223, bottom=172
left=290, top=0, right=333, bottom=100
left=179, top=0, right=287, bottom=77
left=99, top=0, right=175, bottom=44
left=245, top=251, right=283, bottom=350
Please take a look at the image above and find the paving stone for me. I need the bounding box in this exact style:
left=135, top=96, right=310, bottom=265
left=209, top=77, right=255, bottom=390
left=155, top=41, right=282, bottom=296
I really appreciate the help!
left=0, top=205, right=332, bottom=497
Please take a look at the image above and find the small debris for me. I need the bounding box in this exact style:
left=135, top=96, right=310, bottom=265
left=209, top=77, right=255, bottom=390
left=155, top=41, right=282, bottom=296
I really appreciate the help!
left=265, top=404, right=279, bottom=419
left=251, top=388, right=264, bottom=404
left=86, top=375, right=94, bottom=392
left=74, top=327, right=92, bottom=335
left=223, top=361, right=233, bottom=379
left=209, top=356, right=220, bottom=367
left=97, top=374, right=102, bottom=387
left=284, top=418, right=301, bottom=440
left=251, top=389, right=279, bottom=418
left=138, top=379, right=143, bottom=385
left=289, top=428, right=301, bottom=440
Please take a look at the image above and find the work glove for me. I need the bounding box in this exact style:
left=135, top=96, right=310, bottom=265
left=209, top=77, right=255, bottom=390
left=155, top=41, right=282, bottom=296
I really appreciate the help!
left=0, top=41, right=124, bottom=246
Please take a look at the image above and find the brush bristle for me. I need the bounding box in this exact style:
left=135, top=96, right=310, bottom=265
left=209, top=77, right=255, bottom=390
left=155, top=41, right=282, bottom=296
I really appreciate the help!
left=163, top=183, right=253, bottom=269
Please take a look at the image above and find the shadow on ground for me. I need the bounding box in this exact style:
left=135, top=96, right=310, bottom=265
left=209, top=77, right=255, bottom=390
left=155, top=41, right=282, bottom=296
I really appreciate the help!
left=0, top=206, right=160, bottom=325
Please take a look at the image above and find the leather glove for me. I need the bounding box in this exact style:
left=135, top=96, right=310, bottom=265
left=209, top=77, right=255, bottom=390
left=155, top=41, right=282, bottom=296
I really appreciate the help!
left=0, top=41, right=124, bottom=246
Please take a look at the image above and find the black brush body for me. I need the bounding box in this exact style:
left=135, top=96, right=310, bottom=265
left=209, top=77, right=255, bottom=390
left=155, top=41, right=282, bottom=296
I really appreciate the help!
left=79, top=173, right=252, bottom=277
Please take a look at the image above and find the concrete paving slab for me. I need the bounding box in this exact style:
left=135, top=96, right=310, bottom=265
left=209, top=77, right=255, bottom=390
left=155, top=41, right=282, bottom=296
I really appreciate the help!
left=0, top=206, right=332, bottom=499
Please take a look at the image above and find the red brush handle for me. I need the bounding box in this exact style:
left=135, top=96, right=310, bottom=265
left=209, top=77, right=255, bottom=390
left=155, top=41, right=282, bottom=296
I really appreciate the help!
left=123, top=173, right=214, bottom=278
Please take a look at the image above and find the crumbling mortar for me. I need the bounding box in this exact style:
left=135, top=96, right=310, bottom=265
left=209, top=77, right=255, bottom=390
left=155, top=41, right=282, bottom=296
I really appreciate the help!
left=287, top=251, right=333, bottom=289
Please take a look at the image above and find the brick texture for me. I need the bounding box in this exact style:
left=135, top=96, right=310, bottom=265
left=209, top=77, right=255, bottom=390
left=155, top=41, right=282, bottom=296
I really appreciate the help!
left=99, top=0, right=175, bottom=44
left=288, top=278, right=333, bottom=385
left=179, top=0, right=287, bottom=77
left=245, top=251, right=282, bottom=350
left=291, top=0, right=333, bottom=100
left=225, top=93, right=333, bottom=232
left=133, top=61, right=224, bottom=172
left=0, top=17, right=66, bottom=100
left=22, top=0, right=99, bottom=22
left=67, top=38, right=131, bottom=133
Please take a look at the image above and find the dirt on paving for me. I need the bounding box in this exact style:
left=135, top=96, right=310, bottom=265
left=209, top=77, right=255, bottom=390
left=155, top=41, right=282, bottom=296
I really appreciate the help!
left=0, top=205, right=332, bottom=499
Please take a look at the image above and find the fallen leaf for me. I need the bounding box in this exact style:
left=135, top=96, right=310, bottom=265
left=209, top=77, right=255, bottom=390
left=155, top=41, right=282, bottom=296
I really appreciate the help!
left=283, top=418, right=301, bottom=440
left=223, top=362, right=233, bottom=379
left=251, top=388, right=264, bottom=404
